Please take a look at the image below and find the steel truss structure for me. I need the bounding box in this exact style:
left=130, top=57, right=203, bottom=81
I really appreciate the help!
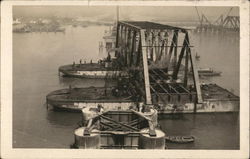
left=196, top=7, right=239, bottom=31
left=115, top=21, right=203, bottom=106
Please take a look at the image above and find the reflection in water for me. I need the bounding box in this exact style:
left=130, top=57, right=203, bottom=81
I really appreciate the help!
left=159, top=113, right=239, bottom=149
left=46, top=110, right=81, bottom=127
left=13, top=25, right=239, bottom=149
left=192, top=31, right=239, bottom=95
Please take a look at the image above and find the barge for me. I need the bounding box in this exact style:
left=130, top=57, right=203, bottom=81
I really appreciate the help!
left=155, top=83, right=239, bottom=113
left=58, top=23, right=120, bottom=78
left=48, top=21, right=239, bottom=114
left=46, top=83, right=239, bottom=113
left=46, top=86, right=140, bottom=112
left=58, top=62, right=127, bottom=78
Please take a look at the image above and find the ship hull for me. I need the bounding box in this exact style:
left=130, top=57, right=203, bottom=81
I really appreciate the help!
left=46, top=84, right=239, bottom=114
left=157, top=100, right=239, bottom=114
left=59, top=64, right=127, bottom=78
left=46, top=87, right=137, bottom=112
left=47, top=96, right=239, bottom=114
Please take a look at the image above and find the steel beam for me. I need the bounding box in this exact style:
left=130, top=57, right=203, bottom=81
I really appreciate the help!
left=100, top=115, right=139, bottom=131
left=188, top=33, right=203, bottom=103
left=112, top=119, right=142, bottom=131
left=149, top=74, right=169, bottom=94
left=183, top=45, right=189, bottom=87
left=166, top=31, right=178, bottom=72
left=118, top=21, right=141, bottom=31
left=135, top=40, right=142, bottom=67
left=178, top=84, right=191, bottom=94
left=115, top=24, right=120, bottom=49
left=172, top=33, right=187, bottom=80
left=130, top=31, right=137, bottom=67
left=173, top=32, right=178, bottom=69
left=168, top=84, right=179, bottom=94
left=140, top=29, right=152, bottom=105
left=150, top=85, right=169, bottom=104
left=149, top=73, right=178, bottom=95
left=158, top=69, right=169, bottom=77
left=150, top=69, right=181, bottom=94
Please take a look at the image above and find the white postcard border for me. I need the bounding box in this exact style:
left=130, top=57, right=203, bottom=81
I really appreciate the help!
left=1, top=1, right=249, bottom=158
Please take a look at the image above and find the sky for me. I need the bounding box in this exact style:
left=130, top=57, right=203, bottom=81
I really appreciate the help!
left=13, top=6, right=239, bottom=22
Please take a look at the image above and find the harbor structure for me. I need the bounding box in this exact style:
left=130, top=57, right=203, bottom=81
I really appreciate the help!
left=73, top=108, right=166, bottom=149
left=195, top=7, right=239, bottom=32
left=47, top=21, right=239, bottom=113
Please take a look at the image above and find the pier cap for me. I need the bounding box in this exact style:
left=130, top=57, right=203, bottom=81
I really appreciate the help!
left=74, top=127, right=101, bottom=149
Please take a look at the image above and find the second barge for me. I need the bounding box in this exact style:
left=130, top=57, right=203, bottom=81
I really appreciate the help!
left=46, top=83, right=239, bottom=114
left=46, top=86, right=140, bottom=112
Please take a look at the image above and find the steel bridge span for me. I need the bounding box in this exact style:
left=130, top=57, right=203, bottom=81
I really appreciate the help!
left=114, top=21, right=203, bottom=108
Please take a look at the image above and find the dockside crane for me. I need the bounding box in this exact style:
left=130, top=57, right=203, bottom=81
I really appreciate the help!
left=195, top=7, right=239, bottom=31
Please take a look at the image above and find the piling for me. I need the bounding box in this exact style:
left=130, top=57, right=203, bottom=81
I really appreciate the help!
left=74, top=127, right=101, bottom=149
left=139, top=128, right=166, bottom=149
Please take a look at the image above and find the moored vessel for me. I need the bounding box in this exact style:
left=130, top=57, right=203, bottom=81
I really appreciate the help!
left=46, top=86, right=138, bottom=112
left=58, top=60, right=127, bottom=78
left=58, top=23, right=122, bottom=78
left=189, top=68, right=222, bottom=76
left=165, top=136, right=195, bottom=143
left=46, top=83, right=239, bottom=113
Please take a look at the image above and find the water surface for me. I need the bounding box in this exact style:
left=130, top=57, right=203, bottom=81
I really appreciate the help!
left=13, top=26, right=239, bottom=149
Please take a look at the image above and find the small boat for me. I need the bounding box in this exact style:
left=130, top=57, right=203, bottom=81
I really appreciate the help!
left=165, top=136, right=195, bottom=143
left=198, top=68, right=221, bottom=76
left=189, top=68, right=221, bottom=76
left=195, top=53, right=200, bottom=59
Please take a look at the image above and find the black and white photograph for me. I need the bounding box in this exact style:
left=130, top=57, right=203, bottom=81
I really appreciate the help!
left=1, top=1, right=249, bottom=158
